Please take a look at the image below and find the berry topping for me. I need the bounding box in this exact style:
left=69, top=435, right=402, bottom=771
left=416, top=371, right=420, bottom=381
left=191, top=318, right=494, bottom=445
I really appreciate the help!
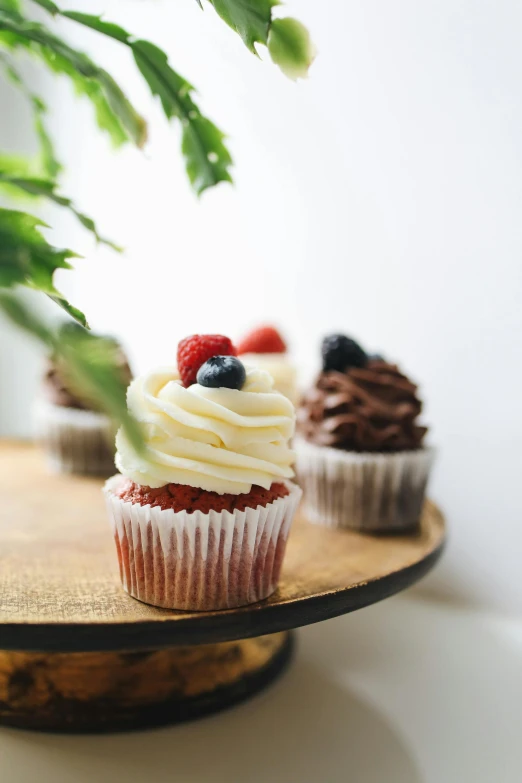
left=177, top=334, right=237, bottom=388
left=237, top=325, right=287, bottom=355
left=321, top=334, right=368, bottom=373
left=197, top=356, right=246, bottom=390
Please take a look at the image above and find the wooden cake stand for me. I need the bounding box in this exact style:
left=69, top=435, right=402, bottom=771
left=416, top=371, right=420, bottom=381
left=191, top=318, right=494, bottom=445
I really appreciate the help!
left=0, top=442, right=445, bottom=732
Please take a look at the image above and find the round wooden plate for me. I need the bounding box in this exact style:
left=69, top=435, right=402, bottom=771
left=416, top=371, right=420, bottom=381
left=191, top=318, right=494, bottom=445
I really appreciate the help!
left=0, top=441, right=444, bottom=731
left=0, top=442, right=445, bottom=653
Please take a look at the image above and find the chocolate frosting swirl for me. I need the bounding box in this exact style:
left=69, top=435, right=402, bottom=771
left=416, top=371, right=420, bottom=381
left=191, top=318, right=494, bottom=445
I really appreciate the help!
left=297, top=360, right=427, bottom=452
left=43, top=345, right=132, bottom=410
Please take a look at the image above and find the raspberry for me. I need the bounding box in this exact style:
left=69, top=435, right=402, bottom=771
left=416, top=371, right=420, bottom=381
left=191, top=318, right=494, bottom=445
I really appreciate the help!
left=237, top=325, right=287, bottom=355
left=177, top=334, right=237, bottom=387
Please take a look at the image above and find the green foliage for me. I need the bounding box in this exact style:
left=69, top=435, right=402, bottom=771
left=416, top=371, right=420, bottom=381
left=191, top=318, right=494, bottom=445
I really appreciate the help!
left=132, top=39, right=232, bottom=193
left=0, top=0, right=21, bottom=12
left=0, top=7, right=147, bottom=148
left=0, top=54, right=61, bottom=177
left=31, top=0, right=58, bottom=12
left=0, top=289, right=53, bottom=343
left=0, top=207, right=85, bottom=324
left=33, top=98, right=61, bottom=177
left=0, top=173, right=121, bottom=249
left=205, top=0, right=314, bottom=78
left=181, top=115, right=232, bottom=195
left=40, top=48, right=130, bottom=149
left=38, top=9, right=234, bottom=194
left=0, top=291, right=144, bottom=452
left=0, top=152, right=33, bottom=176
left=267, top=18, right=315, bottom=81
left=208, top=0, right=280, bottom=53
left=56, top=323, right=143, bottom=453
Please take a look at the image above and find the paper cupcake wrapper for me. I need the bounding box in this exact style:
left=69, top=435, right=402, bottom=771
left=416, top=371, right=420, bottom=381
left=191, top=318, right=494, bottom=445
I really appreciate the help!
left=34, top=400, right=116, bottom=477
left=295, top=438, right=434, bottom=533
left=104, top=477, right=302, bottom=611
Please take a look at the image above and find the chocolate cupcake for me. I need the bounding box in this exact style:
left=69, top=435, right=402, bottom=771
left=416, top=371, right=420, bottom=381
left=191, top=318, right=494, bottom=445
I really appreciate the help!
left=295, top=335, right=434, bottom=532
left=35, top=335, right=132, bottom=476
left=104, top=334, right=301, bottom=611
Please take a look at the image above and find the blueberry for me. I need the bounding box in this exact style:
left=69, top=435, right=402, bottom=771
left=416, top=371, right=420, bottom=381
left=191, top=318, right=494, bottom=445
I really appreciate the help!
left=197, top=356, right=246, bottom=390
left=368, top=353, right=385, bottom=362
left=321, top=334, right=368, bottom=373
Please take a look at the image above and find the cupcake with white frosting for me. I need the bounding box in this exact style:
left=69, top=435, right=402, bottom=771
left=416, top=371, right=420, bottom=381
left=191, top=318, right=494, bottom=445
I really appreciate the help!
left=238, top=325, right=299, bottom=405
left=104, top=333, right=301, bottom=611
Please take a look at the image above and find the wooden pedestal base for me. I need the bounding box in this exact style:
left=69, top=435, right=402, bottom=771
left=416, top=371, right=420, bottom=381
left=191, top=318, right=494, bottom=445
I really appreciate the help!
left=0, top=632, right=293, bottom=733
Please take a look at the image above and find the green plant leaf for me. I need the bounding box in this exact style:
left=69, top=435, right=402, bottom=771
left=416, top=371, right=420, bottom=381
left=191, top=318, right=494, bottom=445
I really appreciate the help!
left=47, top=292, right=87, bottom=325
left=0, top=1, right=21, bottom=12
left=58, top=325, right=143, bottom=453
left=131, top=39, right=195, bottom=121
left=208, top=0, right=279, bottom=53
left=133, top=39, right=233, bottom=193
left=205, top=0, right=314, bottom=78
left=39, top=48, right=128, bottom=148
left=0, top=152, right=33, bottom=176
left=61, top=11, right=130, bottom=44
left=0, top=206, right=86, bottom=325
left=0, top=289, right=53, bottom=342
left=31, top=0, right=58, bottom=12
left=33, top=104, right=61, bottom=178
left=0, top=290, right=144, bottom=452
left=33, top=7, right=233, bottom=194
left=181, top=115, right=233, bottom=194
left=0, top=7, right=147, bottom=148
left=267, top=18, right=315, bottom=81
left=0, top=54, right=62, bottom=177
left=0, top=173, right=121, bottom=250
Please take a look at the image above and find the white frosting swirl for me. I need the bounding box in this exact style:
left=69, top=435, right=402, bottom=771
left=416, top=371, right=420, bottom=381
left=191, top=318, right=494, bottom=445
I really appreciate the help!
left=115, top=365, right=296, bottom=494
left=239, top=353, right=299, bottom=404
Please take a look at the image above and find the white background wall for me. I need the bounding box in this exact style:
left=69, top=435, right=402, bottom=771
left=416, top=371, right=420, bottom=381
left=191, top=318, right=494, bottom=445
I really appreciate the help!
left=1, top=0, right=521, bottom=614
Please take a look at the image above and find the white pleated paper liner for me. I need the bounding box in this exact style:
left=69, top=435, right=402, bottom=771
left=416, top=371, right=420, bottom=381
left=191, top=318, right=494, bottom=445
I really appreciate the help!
left=104, top=477, right=302, bottom=611
left=34, top=400, right=117, bottom=477
left=294, top=438, right=435, bottom=533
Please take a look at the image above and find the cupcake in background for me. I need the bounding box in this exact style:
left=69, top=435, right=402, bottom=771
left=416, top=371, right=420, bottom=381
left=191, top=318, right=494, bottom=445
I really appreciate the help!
left=36, top=327, right=132, bottom=476
left=237, top=324, right=299, bottom=404
left=104, top=333, right=301, bottom=611
left=296, top=334, right=434, bottom=533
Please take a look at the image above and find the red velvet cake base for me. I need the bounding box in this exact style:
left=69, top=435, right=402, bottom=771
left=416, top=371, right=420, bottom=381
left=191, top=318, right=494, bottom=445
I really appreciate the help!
left=104, top=477, right=301, bottom=611
left=114, top=479, right=290, bottom=514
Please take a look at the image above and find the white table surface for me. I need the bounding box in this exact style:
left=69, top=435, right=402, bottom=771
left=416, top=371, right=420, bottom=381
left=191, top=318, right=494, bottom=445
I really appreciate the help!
left=2, top=593, right=521, bottom=783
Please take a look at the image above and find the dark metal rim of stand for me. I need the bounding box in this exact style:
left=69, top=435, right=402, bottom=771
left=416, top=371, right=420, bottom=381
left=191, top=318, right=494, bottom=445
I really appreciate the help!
left=0, top=540, right=444, bottom=654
